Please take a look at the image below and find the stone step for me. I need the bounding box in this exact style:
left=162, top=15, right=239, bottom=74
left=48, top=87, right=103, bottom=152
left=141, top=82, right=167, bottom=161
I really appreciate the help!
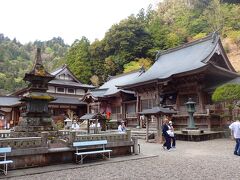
left=131, top=130, right=157, bottom=140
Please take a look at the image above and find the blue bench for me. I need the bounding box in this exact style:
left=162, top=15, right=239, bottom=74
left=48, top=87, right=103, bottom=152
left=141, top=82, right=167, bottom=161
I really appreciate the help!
left=73, top=140, right=112, bottom=164
left=0, top=147, right=13, bottom=175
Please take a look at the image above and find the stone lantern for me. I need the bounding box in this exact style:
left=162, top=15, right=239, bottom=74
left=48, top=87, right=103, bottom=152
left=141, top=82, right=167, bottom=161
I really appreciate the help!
left=185, top=98, right=198, bottom=129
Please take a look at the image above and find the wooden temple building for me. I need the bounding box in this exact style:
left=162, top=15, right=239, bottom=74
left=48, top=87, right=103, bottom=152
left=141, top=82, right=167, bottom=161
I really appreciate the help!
left=0, top=33, right=239, bottom=131
left=118, top=33, right=239, bottom=130
left=81, top=70, right=145, bottom=126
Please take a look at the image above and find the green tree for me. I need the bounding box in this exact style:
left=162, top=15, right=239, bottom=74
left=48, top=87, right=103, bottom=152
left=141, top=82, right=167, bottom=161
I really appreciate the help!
left=89, top=39, right=106, bottom=84
left=123, top=58, right=152, bottom=73
left=212, top=83, right=240, bottom=120
left=103, top=15, right=153, bottom=73
left=66, top=37, right=92, bottom=84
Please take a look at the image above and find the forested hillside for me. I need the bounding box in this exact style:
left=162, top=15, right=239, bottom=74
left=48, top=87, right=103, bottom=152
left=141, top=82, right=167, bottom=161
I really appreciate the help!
left=66, top=0, right=240, bottom=86
left=1, top=0, right=240, bottom=94
left=0, top=35, right=69, bottom=94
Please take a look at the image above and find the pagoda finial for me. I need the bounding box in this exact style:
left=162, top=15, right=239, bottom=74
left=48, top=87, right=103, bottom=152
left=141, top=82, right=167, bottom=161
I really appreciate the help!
left=31, top=48, right=46, bottom=76
left=35, top=48, right=43, bottom=66
left=139, top=65, right=145, bottom=74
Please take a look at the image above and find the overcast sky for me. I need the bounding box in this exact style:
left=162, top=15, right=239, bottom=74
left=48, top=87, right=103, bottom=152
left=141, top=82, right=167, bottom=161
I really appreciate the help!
left=0, top=0, right=159, bottom=45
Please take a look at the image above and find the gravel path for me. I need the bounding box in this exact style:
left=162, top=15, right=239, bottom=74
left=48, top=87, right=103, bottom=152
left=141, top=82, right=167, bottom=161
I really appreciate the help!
left=8, top=139, right=240, bottom=180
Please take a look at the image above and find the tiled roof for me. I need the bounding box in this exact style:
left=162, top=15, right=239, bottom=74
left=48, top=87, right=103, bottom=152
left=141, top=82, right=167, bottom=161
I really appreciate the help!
left=0, top=96, right=22, bottom=107
left=49, top=79, right=95, bottom=89
left=90, top=89, right=108, bottom=98
left=118, top=33, right=236, bottom=88
left=80, top=113, right=105, bottom=120
left=99, top=70, right=142, bottom=96
left=139, top=106, right=177, bottom=115
left=227, top=77, right=240, bottom=84
left=50, top=96, right=86, bottom=105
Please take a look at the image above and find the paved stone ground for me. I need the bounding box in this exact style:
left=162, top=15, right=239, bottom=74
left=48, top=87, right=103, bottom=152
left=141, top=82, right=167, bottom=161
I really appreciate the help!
left=5, top=138, right=240, bottom=180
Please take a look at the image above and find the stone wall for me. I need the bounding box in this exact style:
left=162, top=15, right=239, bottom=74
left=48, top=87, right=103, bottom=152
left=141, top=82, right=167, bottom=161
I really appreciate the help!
left=0, top=130, right=134, bottom=170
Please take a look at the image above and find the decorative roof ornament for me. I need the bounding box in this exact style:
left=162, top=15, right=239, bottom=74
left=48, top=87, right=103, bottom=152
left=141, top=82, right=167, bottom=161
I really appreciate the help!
left=212, top=31, right=219, bottom=43
left=107, top=75, right=113, bottom=81
left=155, top=50, right=161, bottom=61
left=139, top=65, right=145, bottom=74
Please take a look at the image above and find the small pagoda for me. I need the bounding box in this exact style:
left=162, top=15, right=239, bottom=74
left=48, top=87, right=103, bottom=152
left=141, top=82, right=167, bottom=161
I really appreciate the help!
left=13, top=48, right=56, bottom=136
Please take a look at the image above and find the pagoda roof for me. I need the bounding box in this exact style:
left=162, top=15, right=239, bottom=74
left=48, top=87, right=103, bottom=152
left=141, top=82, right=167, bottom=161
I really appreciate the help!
left=117, top=32, right=238, bottom=89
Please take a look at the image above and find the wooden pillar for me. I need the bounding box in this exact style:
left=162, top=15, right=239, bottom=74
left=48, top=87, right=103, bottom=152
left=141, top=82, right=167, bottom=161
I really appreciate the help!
left=160, top=116, right=163, bottom=143
left=94, top=119, right=98, bottom=134
left=146, top=116, right=149, bottom=142
left=197, top=90, right=204, bottom=113
left=176, top=94, right=180, bottom=112
left=122, top=103, right=126, bottom=120
left=87, top=119, right=90, bottom=134
left=156, top=84, right=160, bottom=106
left=207, top=117, right=211, bottom=130
left=87, top=104, right=90, bottom=114
left=136, top=92, right=140, bottom=127
left=156, top=115, right=161, bottom=143
left=97, top=102, right=100, bottom=113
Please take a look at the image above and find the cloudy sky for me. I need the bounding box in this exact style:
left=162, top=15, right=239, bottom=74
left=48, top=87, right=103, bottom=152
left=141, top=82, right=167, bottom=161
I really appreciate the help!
left=0, top=0, right=159, bottom=45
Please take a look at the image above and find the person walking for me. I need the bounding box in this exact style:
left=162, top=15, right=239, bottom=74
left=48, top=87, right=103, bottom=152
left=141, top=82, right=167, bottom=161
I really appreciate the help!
left=169, top=121, right=176, bottom=149
left=229, top=119, right=240, bottom=156
left=162, top=118, right=171, bottom=151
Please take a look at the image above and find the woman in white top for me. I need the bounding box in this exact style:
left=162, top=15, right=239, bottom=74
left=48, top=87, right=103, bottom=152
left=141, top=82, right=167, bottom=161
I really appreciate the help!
left=168, top=121, right=176, bottom=148
left=71, top=120, right=80, bottom=130
left=118, top=121, right=126, bottom=133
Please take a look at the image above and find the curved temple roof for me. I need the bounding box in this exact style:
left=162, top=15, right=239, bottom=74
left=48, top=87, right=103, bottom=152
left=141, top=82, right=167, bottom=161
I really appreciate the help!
left=117, top=33, right=237, bottom=89
left=82, top=70, right=142, bottom=101
left=99, top=70, right=141, bottom=96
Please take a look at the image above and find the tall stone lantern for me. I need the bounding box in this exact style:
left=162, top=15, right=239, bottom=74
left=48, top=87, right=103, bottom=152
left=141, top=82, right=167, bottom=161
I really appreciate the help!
left=185, top=98, right=198, bottom=129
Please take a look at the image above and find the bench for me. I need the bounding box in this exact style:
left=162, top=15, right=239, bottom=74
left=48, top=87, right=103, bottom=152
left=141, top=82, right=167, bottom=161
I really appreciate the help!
left=73, top=140, right=112, bottom=164
left=0, top=147, right=13, bottom=175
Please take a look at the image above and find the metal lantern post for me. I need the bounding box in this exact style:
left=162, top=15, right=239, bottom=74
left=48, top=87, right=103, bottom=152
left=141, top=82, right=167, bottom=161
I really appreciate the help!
left=185, top=98, right=197, bottom=129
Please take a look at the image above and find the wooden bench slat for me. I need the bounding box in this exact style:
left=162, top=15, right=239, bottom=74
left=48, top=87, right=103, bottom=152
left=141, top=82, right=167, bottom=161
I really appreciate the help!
left=75, top=150, right=112, bottom=155
left=73, top=140, right=107, bottom=147
left=0, top=147, right=11, bottom=153
left=0, top=160, right=13, bottom=165
left=73, top=140, right=112, bottom=164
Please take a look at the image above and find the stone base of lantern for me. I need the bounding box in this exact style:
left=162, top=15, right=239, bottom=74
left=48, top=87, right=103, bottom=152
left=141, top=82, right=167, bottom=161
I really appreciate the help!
left=11, top=116, right=56, bottom=137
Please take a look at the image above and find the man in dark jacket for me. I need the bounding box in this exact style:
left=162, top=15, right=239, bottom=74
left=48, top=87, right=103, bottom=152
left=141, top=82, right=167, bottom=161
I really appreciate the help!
left=162, top=118, right=171, bottom=151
